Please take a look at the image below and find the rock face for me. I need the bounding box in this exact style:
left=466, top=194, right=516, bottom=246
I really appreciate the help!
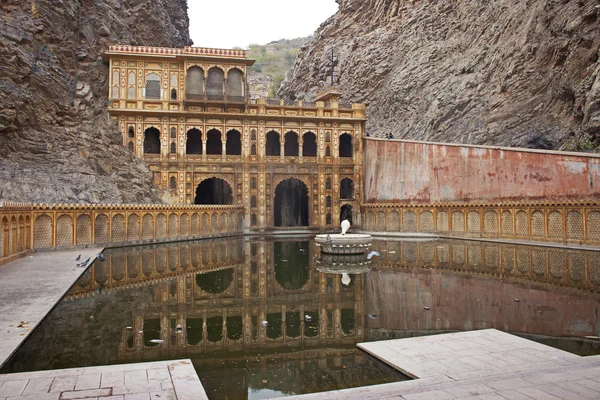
left=280, top=0, right=600, bottom=149
left=0, top=0, right=191, bottom=203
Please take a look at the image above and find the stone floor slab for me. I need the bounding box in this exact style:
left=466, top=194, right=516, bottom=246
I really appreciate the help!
left=0, top=247, right=102, bottom=368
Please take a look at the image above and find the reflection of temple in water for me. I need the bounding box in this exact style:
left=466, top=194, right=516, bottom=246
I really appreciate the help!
left=66, top=239, right=364, bottom=363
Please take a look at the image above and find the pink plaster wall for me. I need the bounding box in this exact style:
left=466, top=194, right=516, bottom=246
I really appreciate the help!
left=363, top=139, right=600, bottom=203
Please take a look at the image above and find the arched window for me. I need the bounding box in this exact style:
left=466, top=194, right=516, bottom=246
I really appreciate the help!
left=169, top=176, right=177, bottom=189
left=128, top=126, right=135, bottom=139
left=339, top=133, right=353, bottom=158
left=251, top=178, right=257, bottom=190
left=340, top=178, right=354, bottom=199
left=326, top=178, right=331, bottom=190
left=266, top=131, right=280, bottom=156
left=206, top=68, right=224, bottom=98
left=302, top=132, right=317, bottom=157
left=143, top=127, right=160, bottom=154
left=170, top=73, right=178, bottom=87
left=206, top=129, right=222, bottom=155
left=170, top=127, right=176, bottom=139
left=251, top=196, right=257, bottom=208
left=325, top=132, right=331, bottom=142
left=128, top=71, right=136, bottom=99
left=325, top=146, right=331, bottom=157
left=226, top=130, right=242, bottom=155
left=145, top=73, right=161, bottom=99
left=326, top=196, right=332, bottom=208
left=251, top=144, right=256, bottom=155
left=226, top=68, right=244, bottom=99
left=186, top=66, right=204, bottom=99
left=112, top=86, right=119, bottom=99
left=127, top=142, right=134, bottom=152
left=284, top=131, right=299, bottom=156
left=186, top=128, right=202, bottom=155
left=170, top=142, right=176, bottom=154
left=171, top=88, right=177, bottom=100
left=250, top=129, right=257, bottom=140
left=326, top=213, right=332, bottom=225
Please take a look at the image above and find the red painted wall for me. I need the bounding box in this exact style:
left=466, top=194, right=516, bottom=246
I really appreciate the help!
left=363, top=139, right=600, bottom=203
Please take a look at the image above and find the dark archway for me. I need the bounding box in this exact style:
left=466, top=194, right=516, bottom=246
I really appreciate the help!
left=284, top=131, right=299, bottom=156
left=226, top=130, right=242, bottom=155
left=340, top=204, right=353, bottom=225
left=274, top=178, right=309, bottom=227
left=340, top=178, right=354, bottom=199
left=206, top=129, right=222, bottom=155
left=266, top=131, right=280, bottom=156
left=186, top=128, right=202, bottom=154
left=143, top=127, right=161, bottom=154
left=226, top=316, right=243, bottom=340
left=302, top=132, right=317, bottom=157
left=339, top=133, right=353, bottom=158
left=274, top=241, right=309, bottom=290
left=195, top=268, right=234, bottom=294
left=195, top=178, right=233, bottom=205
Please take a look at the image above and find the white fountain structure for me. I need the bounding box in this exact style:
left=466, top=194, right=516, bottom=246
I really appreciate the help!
left=315, top=220, right=372, bottom=255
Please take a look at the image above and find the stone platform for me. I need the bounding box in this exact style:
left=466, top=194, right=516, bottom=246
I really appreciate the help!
left=283, top=329, right=600, bottom=399
left=0, top=247, right=102, bottom=367
left=0, top=359, right=206, bottom=400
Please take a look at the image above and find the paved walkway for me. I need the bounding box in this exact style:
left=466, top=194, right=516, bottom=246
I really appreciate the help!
left=0, top=359, right=207, bottom=400
left=0, top=247, right=102, bottom=367
left=284, top=329, right=600, bottom=399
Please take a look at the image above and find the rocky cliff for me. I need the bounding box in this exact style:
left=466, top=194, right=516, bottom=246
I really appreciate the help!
left=280, top=0, right=600, bottom=150
left=0, top=0, right=191, bottom=203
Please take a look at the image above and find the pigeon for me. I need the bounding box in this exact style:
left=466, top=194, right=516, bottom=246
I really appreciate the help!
left=176, top=324, right=183, bottom=332
left=75, top=254, right=81, bottom=261
left=367, top=314, right=380, bottom=319
left=305, top=315, right=312, bottom=322
left=149, top=339, right=164, bottom=344
left=326, top=234, right=332, bottom=243
left=261, top=320, right=268, bottom=326
left=97, top=253, right=105, bottom=262
left=366, top=251, right=380, bottom=260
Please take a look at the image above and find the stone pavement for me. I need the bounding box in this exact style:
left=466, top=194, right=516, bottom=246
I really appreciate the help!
left=283, top=329, right=600, bottom=399
left=0, top=359, right=207, bottom=400
left=0, top=247, right=102, bottom=367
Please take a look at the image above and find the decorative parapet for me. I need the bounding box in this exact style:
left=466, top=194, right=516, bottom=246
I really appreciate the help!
left=361, top=201, right=600, bottom=247
left=0, top=203, right=245, bottom=265
left=106, top=45, right=247, bottom=59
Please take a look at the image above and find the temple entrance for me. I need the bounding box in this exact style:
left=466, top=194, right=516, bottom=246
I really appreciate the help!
left=274, top=178, right=309, bottom=227
left=195, top=178, right=233, bottom=205
left=340, top=204, right=353, bottom=225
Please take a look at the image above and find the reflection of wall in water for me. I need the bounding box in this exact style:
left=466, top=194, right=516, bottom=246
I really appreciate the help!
left=366, top=240, right=600, bottom=338
left=46, top=240, right=365, bottom=366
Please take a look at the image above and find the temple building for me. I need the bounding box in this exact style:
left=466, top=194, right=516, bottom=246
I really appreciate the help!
left=105, top=45, right=366, bottom=232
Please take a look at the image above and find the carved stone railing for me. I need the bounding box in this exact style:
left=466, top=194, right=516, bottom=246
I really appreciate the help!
left=361, top=201, right=600, bottom=246
left=0, top=203, right=245, bottom=265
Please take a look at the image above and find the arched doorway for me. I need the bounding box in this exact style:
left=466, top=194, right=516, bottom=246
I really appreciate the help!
left=339, top=133, right=353, bottom=158
left=302, top=132, right=317, bottom=157
left=186, top=129, right=202, bottom=154
left=195, top=178, right=233, bottom=205
left=340, top=178, right=354, bottom=199
left=143, top=127, right=161, bottom=154
left=340, top=204, right=353, bottom=225
left=266, top=131, right=280, bottom=156
left=206, top=129, right=222, bottom=155
left=274, top=178, right=309, bottom=227
left=284, top=131, right=298, bottom=156
left=226, top=130, right=241, bottom=155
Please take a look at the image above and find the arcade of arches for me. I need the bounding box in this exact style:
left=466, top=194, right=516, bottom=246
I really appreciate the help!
left=108, top=45, right=366, bottom=230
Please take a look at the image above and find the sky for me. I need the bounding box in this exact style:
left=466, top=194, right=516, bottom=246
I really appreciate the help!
left=188, top=0, right=339, bottom=49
